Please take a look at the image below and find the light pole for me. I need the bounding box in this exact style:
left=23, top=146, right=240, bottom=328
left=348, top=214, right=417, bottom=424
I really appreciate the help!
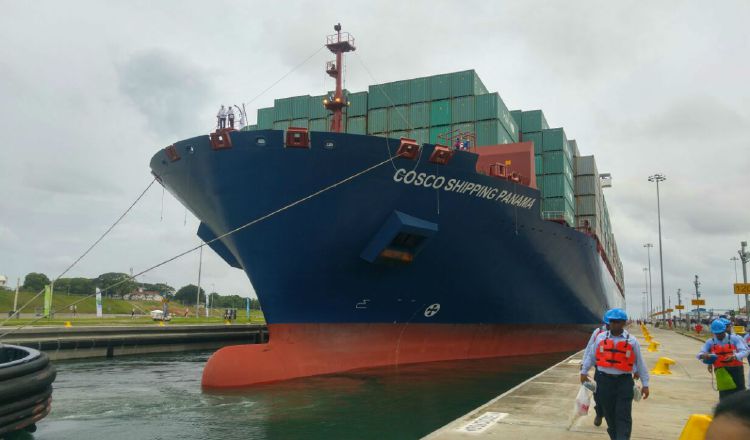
left=648, top=174, right=667, bottom=325
left=676, top=288, right=683, bottom=329
left=731, top=256, right=740, bottom=312
left=694, top=275, right=701, bottom=328
left=739, top=241, right=749, bottom=323
left=644, top=244, right=654, bottom=319
left=643, top=268, right=651, bottom=320
left=196, top=244, right=203, bottom=318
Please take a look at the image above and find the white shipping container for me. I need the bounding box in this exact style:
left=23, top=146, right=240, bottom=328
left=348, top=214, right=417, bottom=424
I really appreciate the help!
left=575, top=155, right=598, bottom=176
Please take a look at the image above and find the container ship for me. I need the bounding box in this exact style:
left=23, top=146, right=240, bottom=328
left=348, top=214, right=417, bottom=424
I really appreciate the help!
left=149, top=25, right=625, bottom=388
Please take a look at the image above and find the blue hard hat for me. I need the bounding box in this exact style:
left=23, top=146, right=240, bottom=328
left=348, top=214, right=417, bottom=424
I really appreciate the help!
left=719, top=318, right=731, bottom=326
left=605, top=308, right=628, bottom=322
left=710, top=319, right=727, bottom=334
left=602, top=312, right=610, bottom=324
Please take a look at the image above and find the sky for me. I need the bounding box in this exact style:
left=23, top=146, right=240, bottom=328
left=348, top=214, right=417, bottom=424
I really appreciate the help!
left=0, top=1, right=748, bottom=317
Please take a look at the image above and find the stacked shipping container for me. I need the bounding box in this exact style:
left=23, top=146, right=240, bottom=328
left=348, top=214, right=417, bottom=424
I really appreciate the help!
left=366, top=70, right=518, bottom=146
left=245, top=70, right=518, bottom=147
left=239, top=70, right=623, bottom=289
left=513, top=109, right=575, bottom=227
left=574, top=155, right=624, bottom=289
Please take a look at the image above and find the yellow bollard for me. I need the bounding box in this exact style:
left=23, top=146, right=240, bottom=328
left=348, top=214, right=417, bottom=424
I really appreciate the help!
left=651, top=357, right=676, bottom=375
left=678, top=414, right=713, bottom=440
left=644, top=334, right=653, bottom=343
left=224, top=320, right=232, bottom=325
left=647, top=340, right=661, bottom=352
left=64, top=321, right=72, bottom=328
left=158, top=320, right=165, bottom=327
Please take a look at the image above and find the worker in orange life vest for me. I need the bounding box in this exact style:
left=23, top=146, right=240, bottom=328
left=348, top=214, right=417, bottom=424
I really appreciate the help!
left=697, top=319, right=749, bottom=400
left=584, top=313, right=610, bottom=427
left=581, top=308, right=649, bottom=440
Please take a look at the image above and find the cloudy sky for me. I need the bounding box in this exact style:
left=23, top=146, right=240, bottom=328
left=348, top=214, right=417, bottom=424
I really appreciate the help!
left=1, top=1, right=748, bottom=317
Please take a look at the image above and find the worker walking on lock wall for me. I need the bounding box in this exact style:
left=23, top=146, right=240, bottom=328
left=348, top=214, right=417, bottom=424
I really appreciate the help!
left=698, top=319, right=749, bottom=400
left=584, top=313, right=611, bottom=427
left=581, top=308, right=650, bottom=440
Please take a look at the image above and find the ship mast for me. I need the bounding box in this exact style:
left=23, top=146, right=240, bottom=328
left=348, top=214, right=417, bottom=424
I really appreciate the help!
left=324, top=23, right=356, bottom=133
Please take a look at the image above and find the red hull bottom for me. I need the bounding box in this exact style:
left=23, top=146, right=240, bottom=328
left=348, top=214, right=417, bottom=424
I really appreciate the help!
left=201, top=323, right=591, bottom=388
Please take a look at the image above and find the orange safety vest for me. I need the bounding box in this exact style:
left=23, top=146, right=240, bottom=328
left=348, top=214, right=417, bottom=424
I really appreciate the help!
left=710, top=338, right=743, bottom=367
left=595, top=333, right=635, bottom=372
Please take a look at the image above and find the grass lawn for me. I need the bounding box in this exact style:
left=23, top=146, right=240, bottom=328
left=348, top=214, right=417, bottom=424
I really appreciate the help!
left=0, top=290, right=266, bottom=326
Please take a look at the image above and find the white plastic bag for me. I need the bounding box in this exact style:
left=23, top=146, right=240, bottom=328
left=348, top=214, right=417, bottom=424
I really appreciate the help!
left=575, top=385, right=592, bottom=416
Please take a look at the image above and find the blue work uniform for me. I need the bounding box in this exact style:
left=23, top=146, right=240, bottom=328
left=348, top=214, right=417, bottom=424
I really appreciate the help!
left=581, top=330, right=649, bottom=440
left=584, top=325, right=608, bottom=420
left=697, top=334, right=749, bottom=398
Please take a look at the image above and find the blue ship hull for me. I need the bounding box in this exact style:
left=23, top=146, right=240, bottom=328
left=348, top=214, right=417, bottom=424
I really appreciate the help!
left=150, top=129, right=624, bottom=387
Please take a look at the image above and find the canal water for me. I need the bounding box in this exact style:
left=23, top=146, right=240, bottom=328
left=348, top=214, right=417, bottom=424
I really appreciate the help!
left=15, top=350, right=571, bottom=440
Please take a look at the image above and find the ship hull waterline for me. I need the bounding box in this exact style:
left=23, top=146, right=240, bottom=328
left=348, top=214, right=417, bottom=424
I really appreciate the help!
left=201, top=323, right=591, bottom=388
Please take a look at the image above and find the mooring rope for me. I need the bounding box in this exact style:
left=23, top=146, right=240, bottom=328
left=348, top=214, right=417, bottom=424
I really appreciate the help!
left=0, top=153, right=402, bottom=339
left=0, top=178, right=157, bottom=329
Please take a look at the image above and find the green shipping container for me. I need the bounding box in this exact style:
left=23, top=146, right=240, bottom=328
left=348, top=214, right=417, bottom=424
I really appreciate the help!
left=475, top=93, right=503, bottom=120
left=390, top=81, right=410, bottom=106
left=534, top=154, right=543, bottom=175
left=429, top=74, right=451, bottom=100
left=429, top=125, right=450, bottom=144
left=273, top=97, right=292, bottom=121
left=408, top=128, right=429, bottom=145
left=391, top=130, right=409, bottom=139
left=450, top=70, right=487, bottom=97
left=348, top=91, right=368, bottom=117
left=367, top=108, right=388, bottom=134
left=308, top=95, right=328, bottom=119
left=475, top=120, right=513, bottom=146
left=407, top=77, right=429, bottom=103
left=309, top=118, right=328, bottom=132
left=368, top=84, right=389, bottom=109
left=291, top=95, right=310, bottom=119
left=388, top=105, right=409, bottom=131
left=257, top=107, right=274, bottom=129
left=272, top=120, right=290, bottom=131
left=521, top=110, right=549, bottom=133
left=511, top=110, right=523, bottom=134
left=430, top=100, right=451, bottom=126
left=542, top=151, right=573, bottom=174
left=541, top=197, right=575, bottom=226
left=475, top=93, right=518, bottom=141
left=291, top=118, right=308, bottom=129
left=346, top=116, right=367, bottom=135
left=542, top=174, right=575, bottom=206
left=240, top=124, right=258, bottom=132
left=451, top=96, right=475, bottom=123
left=542, top=127, right=566, bottom=151
left=408, top=102, right=429, bottom=128
left=522, top=131, right=543, bottom=155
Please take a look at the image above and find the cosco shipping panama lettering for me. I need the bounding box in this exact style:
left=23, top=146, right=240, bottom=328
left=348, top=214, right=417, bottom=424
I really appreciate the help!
left=150, top=25, right=625, bottom=388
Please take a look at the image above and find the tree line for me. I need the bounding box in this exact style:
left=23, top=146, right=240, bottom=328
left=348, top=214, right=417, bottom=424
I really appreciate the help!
left=13, top=273, right=259, bottom=308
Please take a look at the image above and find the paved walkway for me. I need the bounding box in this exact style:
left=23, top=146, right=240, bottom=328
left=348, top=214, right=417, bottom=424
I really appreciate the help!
left=425, top=326, right=723, bottom=439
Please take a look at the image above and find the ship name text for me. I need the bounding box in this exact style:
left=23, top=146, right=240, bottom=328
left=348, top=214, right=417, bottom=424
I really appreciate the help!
left=392, top=168, right=536, bottom=209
